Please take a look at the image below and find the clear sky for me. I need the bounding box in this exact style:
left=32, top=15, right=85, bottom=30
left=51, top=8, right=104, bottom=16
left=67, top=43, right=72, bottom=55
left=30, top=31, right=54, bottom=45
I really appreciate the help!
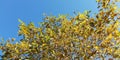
left=0, top=0, right=105, bottom=59
left=0, top=0, right=97, bottom=40
left=1, top=1, right=120, bottom=59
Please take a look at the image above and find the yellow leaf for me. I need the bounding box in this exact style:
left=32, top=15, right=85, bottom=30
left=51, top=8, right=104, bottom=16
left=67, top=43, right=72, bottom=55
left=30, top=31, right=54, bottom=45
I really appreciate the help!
left=81, top=20, right=86, bottom=25
left=21, top=41, right=29, bottom=48
left=42, top=44, right=47, bottom=47
left=52, top=50, right=55, bottom=54
left=106, top=34, right=112, bottom=40
left=79, top=14, right=86, bottom=19
left=114, top=6, right=117, bottom=10
left=15, top=49, right=19, bottom=53
left=96, top=0, right=100, bottom=2
left=95, top=46, right=99, bottom=50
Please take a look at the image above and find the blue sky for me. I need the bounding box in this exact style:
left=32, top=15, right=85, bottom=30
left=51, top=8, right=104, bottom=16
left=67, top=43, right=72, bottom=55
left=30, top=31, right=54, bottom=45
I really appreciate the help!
left=0, top=0, right=105, bottom=58
left=0, top=0, right=98, bottom=40
left=0, top=0, right=97, bottom=40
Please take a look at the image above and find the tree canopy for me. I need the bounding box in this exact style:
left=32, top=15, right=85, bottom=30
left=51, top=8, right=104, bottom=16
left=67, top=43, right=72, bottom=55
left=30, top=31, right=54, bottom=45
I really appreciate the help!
left=1, top=0, right=120, bottom=60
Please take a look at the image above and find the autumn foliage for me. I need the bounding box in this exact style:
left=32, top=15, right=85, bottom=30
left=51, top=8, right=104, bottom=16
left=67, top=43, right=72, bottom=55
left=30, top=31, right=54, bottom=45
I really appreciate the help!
left=0, top=0, right=120, bottom=60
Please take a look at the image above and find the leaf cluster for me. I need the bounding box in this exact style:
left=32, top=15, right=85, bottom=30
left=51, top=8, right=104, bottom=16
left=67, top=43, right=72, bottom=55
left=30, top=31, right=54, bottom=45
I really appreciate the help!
left=0, top=0, right=120, bottom=60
